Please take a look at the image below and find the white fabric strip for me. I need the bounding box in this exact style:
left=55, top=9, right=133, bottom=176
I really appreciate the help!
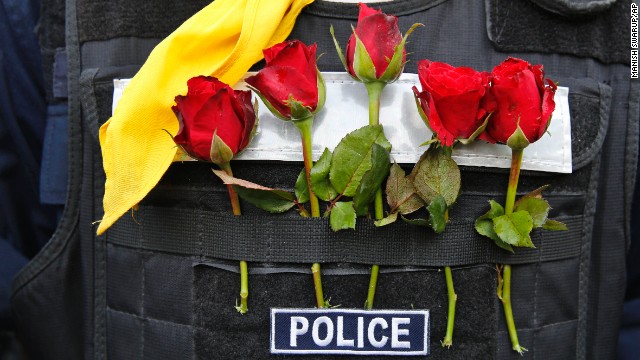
left=113, top=72, right=572, bottom=173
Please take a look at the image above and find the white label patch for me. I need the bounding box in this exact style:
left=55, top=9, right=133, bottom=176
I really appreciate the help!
left=270, top=308, right=429, bottom=356
left=113, top=72, right=572, bottom=173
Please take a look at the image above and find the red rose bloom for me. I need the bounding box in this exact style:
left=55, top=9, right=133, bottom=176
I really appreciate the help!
left=245, top=40, right=322, bottom=120
left=346, top=3, right=404, bottom=81
left=481, top=57, right=557, bottom=148
left=172, top=76, right=256, bottom=164
left=413, top=60, right=491, bottom=147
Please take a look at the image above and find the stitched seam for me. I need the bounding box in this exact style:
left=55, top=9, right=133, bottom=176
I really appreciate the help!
left=495, top=318, right=578, bottom=332
left=108, top=307, right=192, bottom=328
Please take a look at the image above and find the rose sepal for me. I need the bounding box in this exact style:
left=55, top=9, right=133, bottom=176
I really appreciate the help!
left=315, top=69, right=327, bottom=115
left=351, top=25, right=378, bottom=82
left=378, top=23, right=423, bottom=83
left=245, top=84, right=291, bottom=121
left=412, top=87, right=433, bottom=132
left=330, top=25, right=360, bottom=82
left=288, top=96, right=314, bottom=121
left=506, top=122, right=531, bottom=151
left=457, top=114, right=491, bottom=145
left=210, top=130, right=235, bottom=165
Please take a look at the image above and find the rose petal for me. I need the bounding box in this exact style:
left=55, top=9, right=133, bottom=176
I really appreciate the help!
left=235, top=90, right=257, bottom=151
left=355, top=13, right=402, bottom=78
left=246, top=66, right=318, bottom=115
left=357, top=3, right=382, bottom=23
left=194, top=89, right=244, bottom=154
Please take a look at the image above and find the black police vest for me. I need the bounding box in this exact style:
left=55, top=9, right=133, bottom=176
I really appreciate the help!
left=11, top=0, right=637, bottom=359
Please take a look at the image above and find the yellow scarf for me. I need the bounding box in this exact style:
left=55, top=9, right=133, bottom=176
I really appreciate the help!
left=97, top=0, right=313, bottom=235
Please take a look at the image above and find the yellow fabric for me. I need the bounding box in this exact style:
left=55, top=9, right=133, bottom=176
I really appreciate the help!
left=97, top=0, right=313, bottom=235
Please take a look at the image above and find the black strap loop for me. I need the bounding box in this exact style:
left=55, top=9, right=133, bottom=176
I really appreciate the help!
left=106, top=205, right=583, bottom=266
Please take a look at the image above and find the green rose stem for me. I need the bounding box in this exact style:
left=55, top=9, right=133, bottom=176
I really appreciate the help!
left=442, top=265, right=456, bottom=348
left=294, top=116, right=325, bottom=308
left=219, top=161, right=249, bottom=314
left=502, top=148, right=526, bottom=354
left=442, top=209, right=456, bottom=348
left=364, top=81, right=386, bottom=310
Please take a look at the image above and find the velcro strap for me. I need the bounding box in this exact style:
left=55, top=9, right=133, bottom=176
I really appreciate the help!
left=106, top=205, right=583, bottom=266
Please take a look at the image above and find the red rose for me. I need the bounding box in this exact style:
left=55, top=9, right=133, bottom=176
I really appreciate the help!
left=481, top=57, right=557, bottom=149
left=172, top=76, right=257, bottom=164
left=245, top=40, right=324, bottom=120
left=345, top=3, right=405, bottom=82
left=413, top=60, right=491, bottom=147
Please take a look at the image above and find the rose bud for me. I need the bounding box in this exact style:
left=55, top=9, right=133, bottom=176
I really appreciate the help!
left=413, top=60, right=492, bottom=147
left=480, top=57, right=557, bottom=150
left=245, top=40, right=325, bottom=121
left=331, top=3, right=422, bottom=84
left=172, top=76, right=257, bottom=165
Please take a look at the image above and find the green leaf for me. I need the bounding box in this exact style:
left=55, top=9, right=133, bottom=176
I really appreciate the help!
left=478, top=200, right=505, bottom=221
left=411, top=146, right=461, bottom=207
left=427, top=195, right=448, bottom=234
left=543, top=219, right=568, bottom=231
left=514, top=197, right=550, bottom=228
left=493, top=211, right=535, bottom=248
left=385, top=163, right=424, bottom=215
left=401, top=216, right=431, bottom=227
left=329, top=125, right=388, bottom=197
left=212, top=169, right=295, bottom=213
left=475, top=200, right=513, bottom=252
left=506, top=122, right=530, bottom=151
left=493, top=238, right=515, bottom=253
left=294, top=169, right=309, bottom=204
left=379, top=23, right=423, bottom=83
left=514, top=185, right=550, bottom=208
left=310, top=148, right=338, bottom=202
left=330, top=202, right=357, bottom=231
left=353, top=144, right=391, bottom=216
left=351, top=26, right=377, bottom=81
left=233, top=186, right=296, bottom=213
left=374, top=212, right=398, bottom=227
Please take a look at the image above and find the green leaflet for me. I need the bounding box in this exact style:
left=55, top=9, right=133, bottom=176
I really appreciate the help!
left=427, top=195, right=448, bottom=234
left=374, top=212, right=398, bottom=227
left=474, top=200, right=513, bottom=253
left=310, top=148, right=338, bottom=202
left=353, top=144, right=391, bottom=216
left=329, top=125, right=391, bottom=198
left=212, top=169, right=295, bottom=213
left=233, top=186, right=296, bottom=213
left=412, top=146, right=461, bottom=207
left=493, top=211, right=535, bottom=248
left=514, top=197, right=550, bottom=228
left=294, top=169, right=309, bottom=204
left=401, top=216, right=430, bottom=228
left=385, top=163, right=423, bottom=215
left=543, top=219, right=568, bottom=231
left=330, top=201, right=357, bottom=231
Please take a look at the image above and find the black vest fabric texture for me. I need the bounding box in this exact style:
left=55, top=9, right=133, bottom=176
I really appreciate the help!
left=10, top=0, right=638, bottom=359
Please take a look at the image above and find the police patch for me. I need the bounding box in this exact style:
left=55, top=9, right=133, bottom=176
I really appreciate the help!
left=270, top=308, right=429, bottom=356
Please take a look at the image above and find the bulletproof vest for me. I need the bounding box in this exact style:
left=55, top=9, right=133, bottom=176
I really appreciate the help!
left=11, top=0, right=637, bottom=359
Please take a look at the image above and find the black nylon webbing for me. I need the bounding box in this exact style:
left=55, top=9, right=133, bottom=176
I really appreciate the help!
left=106, top=205, right=583, bottom=266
